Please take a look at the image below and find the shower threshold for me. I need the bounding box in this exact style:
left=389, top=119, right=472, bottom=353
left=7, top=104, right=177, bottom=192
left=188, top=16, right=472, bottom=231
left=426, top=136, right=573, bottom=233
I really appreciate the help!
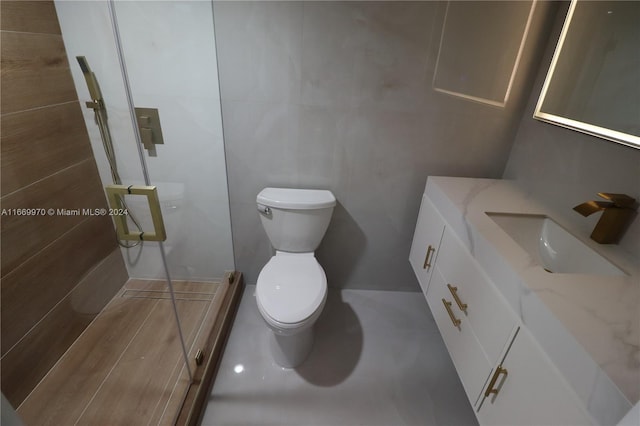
left=17, top=272, right=244, bottom=425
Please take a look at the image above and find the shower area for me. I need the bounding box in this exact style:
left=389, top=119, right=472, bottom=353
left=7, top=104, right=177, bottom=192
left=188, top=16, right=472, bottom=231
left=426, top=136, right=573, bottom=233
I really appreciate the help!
left=1, top=1, right=241, bottom=424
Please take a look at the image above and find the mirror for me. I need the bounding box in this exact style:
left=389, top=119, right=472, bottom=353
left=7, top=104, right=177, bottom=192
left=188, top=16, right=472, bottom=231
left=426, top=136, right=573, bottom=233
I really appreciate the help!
left=534, top=0, right=640, bottom=149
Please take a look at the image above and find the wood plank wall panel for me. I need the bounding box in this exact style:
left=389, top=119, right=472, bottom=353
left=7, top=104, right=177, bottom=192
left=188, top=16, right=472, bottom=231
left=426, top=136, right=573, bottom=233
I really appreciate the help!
left=1, top=31, right=77, bottom=114
left=1, top=102, right=94, bottom=196
left=1, top=250, right=127, bottom=406
left=0, top=0, right=128, bottom=407
left=1, top=215, right=117, bottom=356
left=0, top=0, right=61, bottom=34
left=1, top=159, right=108, bottom=276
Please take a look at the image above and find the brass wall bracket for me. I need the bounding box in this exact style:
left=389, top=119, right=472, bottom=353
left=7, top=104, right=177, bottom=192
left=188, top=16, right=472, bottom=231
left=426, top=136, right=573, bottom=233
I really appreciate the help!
left=105, top=185, right=166, bottom=241
left=195, top=349, right=204, bottom=366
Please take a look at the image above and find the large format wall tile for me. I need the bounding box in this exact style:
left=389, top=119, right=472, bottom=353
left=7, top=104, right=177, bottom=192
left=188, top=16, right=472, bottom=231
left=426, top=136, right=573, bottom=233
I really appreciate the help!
left=1, top=215, right=117, bottom=356
left=1, top=250, right=127, bottom=406
left=1, top=31, right=76, bottom=113
left=1, top=102, right=94, bottom=196
left=213, top=1, right=303, bottom=103
left=1, top=159, right=107, bottom=276
left=55, top=0, right=235, bottom=281
left=0, top=0, right=61, bottom=34
left=214, top=1, right=556, bottom=289
left=1, top=0, right=128, bottom=405
left=503, top=3, right=640, bottom=256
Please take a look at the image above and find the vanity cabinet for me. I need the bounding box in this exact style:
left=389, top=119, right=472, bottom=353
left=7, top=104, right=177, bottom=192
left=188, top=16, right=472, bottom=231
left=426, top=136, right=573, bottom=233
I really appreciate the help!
left=436, top=227, right=516, bottom=363
left=409, top=195, right=445, bottom=295
left=477, top=327, right=594, bottom=426
left=412, top=192, right=594, bottom=426
left=426, top=266, right=493, bottom=403
left=426, top=226, right=518, bottom=407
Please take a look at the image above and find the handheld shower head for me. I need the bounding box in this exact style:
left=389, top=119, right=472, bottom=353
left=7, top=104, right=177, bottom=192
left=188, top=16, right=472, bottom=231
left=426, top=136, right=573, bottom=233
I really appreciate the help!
left=76, top=56, right=103, bottom=103
left=76, top=55, right=91, bottom=73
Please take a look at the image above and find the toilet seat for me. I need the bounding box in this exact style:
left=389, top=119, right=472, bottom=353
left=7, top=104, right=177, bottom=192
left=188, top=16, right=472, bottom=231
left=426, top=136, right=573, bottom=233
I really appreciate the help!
left=256, top=252, right=327, bottom=328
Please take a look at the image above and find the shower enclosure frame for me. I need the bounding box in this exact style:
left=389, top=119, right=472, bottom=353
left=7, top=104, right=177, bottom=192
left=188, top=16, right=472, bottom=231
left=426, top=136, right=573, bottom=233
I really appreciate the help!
left=10, top=0, right=245, bottom=424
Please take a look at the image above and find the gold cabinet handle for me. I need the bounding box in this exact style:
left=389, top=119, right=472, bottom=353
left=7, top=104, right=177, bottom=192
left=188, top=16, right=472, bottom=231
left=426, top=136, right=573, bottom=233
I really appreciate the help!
left=447, top=284, right=468, bottom=312
left=442, top=298, right=461, bottom=327
left=423, top=245, right=435, bottom=270
left=484, top=365, right=508, bottom=398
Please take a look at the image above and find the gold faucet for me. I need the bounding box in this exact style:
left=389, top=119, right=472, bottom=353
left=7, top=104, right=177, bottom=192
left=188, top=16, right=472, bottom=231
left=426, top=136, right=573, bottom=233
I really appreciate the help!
left=573, top=193, right=637, bottom=244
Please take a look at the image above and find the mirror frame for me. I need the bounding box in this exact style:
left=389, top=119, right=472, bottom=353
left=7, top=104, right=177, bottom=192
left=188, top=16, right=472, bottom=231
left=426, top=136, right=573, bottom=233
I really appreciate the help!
left=534, top=0, right=640, bottom=150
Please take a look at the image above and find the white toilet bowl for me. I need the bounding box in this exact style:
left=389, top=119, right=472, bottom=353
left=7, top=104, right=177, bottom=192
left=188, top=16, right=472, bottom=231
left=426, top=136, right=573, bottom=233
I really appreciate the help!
left=256, top=251, right=327, bottom=368
left=255, top=187, right=335, bottom=368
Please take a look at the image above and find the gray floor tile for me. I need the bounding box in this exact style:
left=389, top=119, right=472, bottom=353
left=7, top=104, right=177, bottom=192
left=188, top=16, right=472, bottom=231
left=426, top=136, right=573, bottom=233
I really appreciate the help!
left=202, top=286, right=478, bottom=426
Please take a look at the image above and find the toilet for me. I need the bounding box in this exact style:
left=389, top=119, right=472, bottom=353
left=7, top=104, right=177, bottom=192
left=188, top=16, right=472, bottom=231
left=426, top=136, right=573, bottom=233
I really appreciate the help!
left=255, top=187, right=336, bottom=368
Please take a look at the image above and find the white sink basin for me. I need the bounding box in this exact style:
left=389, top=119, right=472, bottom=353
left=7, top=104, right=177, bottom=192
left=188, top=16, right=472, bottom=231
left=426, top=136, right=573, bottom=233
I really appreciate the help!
left=487, top=213, right=625, bottom=276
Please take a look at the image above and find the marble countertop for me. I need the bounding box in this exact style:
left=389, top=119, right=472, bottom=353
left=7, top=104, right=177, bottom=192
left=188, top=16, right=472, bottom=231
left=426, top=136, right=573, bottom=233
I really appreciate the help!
left=425, top=176, right=639, bottom=425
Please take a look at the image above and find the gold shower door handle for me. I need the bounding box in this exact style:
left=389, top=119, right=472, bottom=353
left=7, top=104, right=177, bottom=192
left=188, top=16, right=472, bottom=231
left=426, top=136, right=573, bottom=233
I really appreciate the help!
left=484, top=366, right=508, bottom=398
left=105, top=185, right=166, bottom=241
left=442, top=298, right=461, bottom=327
left=447, top=284, right=468, bottom=312
left=423, top=245, right=435, bottom=270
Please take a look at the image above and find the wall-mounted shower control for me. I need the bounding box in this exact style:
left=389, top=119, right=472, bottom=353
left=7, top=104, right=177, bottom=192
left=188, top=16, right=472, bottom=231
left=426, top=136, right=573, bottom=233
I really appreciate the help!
left=135, top=107, right=164, bottom=157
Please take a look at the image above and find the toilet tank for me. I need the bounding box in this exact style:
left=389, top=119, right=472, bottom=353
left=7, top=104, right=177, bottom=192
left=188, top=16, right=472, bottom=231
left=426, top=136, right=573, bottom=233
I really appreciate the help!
left=257, top=188, right=336, bottom=252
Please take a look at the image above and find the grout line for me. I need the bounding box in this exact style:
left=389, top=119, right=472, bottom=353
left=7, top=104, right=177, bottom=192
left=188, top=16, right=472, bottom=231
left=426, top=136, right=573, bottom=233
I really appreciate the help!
left=0, top=29, right=63, bottom=36
left=0, top=100, right=78, bottom=118
left=15, top=263, right=126, bottom=409
left=147, top=357, right=182, bottom=426
left=14, top=278, right=224, bottom=418
left=188, top=283, right=226, bottom=361
left=162, top=365, right=191, bottom=426
left=152, top=299, right=207, bottom=426
left=122, top=296, right=215, bottom=302
left=0, top=157, right=93, bottom=201
left=164, top=283, right=227, bottom=424
left=122, top=289, right=217, bottom=297
left=73, top=299, right=161, bottom=425
left=150, top=281, right=223, bottom=425
left=124, top=287, right=219, bottom=293
left=126, top=278, right=225, bottom=287
left=1, top=216, right=102, bottom=358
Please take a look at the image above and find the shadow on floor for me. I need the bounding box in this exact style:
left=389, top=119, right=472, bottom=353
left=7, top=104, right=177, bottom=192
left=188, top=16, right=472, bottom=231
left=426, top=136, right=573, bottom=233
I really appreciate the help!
left=295, top=289, right=363, bottom=387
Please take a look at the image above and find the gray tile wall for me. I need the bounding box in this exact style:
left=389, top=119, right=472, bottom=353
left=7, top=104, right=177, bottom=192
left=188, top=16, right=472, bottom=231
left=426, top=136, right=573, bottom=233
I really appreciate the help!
left=214, top=1, right=555, bottom=289
left=504, top=4, right=640, bottom=256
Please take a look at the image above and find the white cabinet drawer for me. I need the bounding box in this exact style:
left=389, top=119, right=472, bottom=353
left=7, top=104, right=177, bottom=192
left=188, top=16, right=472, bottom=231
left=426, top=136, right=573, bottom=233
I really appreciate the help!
left=427, top=266, right=492, bottom=405
left=409, top=196, right=446, bottom=295
left=477, top=327, right=594, bottom=426
left=436, top=227, right=517, bottom=363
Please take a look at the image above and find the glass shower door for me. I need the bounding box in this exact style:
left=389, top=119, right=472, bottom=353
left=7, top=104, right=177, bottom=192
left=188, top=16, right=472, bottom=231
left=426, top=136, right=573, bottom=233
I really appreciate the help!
left=108, top=1, right=236, bottom=419
left=40, top=0, right=236, bottom=423
left=109, top=0, right=234, bottom=282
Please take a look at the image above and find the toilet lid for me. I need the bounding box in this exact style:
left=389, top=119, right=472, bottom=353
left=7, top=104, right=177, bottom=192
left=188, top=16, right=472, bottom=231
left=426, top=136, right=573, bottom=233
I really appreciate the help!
left=256, top=253, right=327, bottom=325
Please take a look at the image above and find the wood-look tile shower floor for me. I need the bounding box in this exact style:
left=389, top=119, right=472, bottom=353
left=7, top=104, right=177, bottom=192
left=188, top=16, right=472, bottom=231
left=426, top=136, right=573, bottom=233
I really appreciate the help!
left=17, top=279, right=227, bottom=426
